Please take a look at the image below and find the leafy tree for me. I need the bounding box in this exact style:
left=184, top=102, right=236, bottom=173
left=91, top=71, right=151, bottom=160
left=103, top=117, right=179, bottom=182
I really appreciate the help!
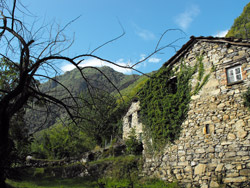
left=79, top=90, right=126, bottom=146
left=31, top=122, right=94, bottom=159
left=226, top=2, right=250, bottom=38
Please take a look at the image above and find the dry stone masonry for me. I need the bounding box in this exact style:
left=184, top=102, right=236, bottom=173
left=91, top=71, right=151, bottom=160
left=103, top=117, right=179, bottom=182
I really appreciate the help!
left=123, top=37, right=250, bottom=187
left=123, top=99, right=143, bottom=140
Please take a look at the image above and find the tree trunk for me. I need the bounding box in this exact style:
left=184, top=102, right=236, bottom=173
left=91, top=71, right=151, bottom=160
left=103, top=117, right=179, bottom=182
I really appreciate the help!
left=0, top=108, right=10, bottom=188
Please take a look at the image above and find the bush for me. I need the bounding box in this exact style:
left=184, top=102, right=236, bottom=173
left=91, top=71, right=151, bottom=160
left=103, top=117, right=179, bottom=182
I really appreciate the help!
left=31, top=122, right=95, bottom=159
left=243, top=87, right=250, bottom=110
left=125, top=128, right=143, bottom=155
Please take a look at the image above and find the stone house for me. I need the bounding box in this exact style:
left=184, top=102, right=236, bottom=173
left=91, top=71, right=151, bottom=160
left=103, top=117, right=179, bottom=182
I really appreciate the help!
left=122, top=36, right=250, bottom=187
left=122, top=98, right=143, bottom=141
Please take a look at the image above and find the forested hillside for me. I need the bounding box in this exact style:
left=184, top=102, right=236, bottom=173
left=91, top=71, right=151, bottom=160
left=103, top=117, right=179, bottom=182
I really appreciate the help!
left=226, top=2, right=250, bottom=38
left=26, top=66, right=146, bottom=130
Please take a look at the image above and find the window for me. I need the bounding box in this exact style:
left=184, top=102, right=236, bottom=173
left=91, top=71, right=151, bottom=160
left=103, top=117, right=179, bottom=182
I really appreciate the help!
left=226, top=65, right=243, bottom=84
left=139, top=133, right=143, bottom=142
left=167, top=76, right=177, bottom=94
left=205, top=124, right=210, bottom=134
left=128, top=114, right=132, bottom=128
left=137, top=110, right=141, bottom=123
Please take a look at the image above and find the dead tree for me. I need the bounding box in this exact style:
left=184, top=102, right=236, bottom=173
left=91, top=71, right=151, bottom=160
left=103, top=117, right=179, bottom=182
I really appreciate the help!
left=0, top=1, right=184, bottom=187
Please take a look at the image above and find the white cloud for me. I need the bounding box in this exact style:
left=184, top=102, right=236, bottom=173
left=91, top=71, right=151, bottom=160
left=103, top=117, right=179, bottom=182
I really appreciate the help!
left=134, top=25, right=156, bottom=40
left=139, top=54, right=146, bottom=61
left=175, top=5, right=200, bottom=30
left=137, top=29, right=156, bottom=40
left=61, top=58, right=133, bottom=74
left=61, top=55, right=162, bottom=74
left=148, top=57, right=161, bottom=63
left=214, top=30, right=228, bottom=37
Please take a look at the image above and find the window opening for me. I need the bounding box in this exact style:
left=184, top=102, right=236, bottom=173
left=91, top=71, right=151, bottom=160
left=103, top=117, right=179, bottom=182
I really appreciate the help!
left=167, top=76, right=177, bottom=94
left=139, top=133, right=143, bottom=142
left=226, top=65, right=242, bottom=84
left=128, top=114, right=132, bottom=128
left=205, top=124, right=210, bottom=134
left=137, top=110, right=141, bottom=122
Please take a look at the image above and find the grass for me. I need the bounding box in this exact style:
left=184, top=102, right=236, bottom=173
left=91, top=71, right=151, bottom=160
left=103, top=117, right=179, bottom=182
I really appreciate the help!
left=6, top=177, right=97, bottom=188
left=6, top=178, right=180, bottom=188
left=5, top=155, right=180, bottom=188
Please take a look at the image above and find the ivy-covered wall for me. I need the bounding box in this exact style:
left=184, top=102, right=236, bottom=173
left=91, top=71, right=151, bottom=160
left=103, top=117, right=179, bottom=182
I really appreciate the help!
left=124, top=37, right=250, bottom=187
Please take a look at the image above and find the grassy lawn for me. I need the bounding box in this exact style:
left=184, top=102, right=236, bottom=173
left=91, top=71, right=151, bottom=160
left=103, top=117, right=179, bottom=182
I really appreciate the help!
left=6, top=177, right=97, bottom=188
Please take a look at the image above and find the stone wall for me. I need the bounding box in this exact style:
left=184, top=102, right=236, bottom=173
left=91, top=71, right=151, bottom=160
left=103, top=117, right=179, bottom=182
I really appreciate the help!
left=123, top=99, right=143, bottom=140
left=141, top=40, right=250, bottom=187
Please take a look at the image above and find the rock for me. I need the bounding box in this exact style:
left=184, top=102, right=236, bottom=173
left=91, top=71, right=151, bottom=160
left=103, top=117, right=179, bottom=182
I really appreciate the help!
left=225, top=164, right=234, bottom=170
left=240, top=169, right=250, bottom=176
left=210, top=89, right=221, bottom=95
left=223, top=115, right=230, bottom=121
left=237, top=129, right=247, bottom=139
left=210, top=181, right=220, bottom=188
left=191, top=95, right=200, bottom=100
left=227, top=133, right=236, bottom=140
left=225, top=152, right=236, bottom=158
left=237, top=151, right=249, bottom=156
left=224, top=176, right=247, bottom=183
left=235, top=120, right=246, bottom=128
left=196, top=148, right=206, bottom=154
left=207, top=146, right=215, bottom=153
left=217, top=103, right=225, bottom=109
left=194, top=164, right=207, bottom=175
left=215, top=164, right=224, bottom=172
left=184, top=166, right=192, bottom=172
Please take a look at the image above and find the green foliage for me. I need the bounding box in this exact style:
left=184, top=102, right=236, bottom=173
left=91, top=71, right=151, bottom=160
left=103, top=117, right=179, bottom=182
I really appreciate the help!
left=125, top=128, right=143, bottom=155
left=79, top=90, right=126, bottom=146
left=94, top=155, right=142, bottom=187
left=7, top=176, right=179, bottom=188
left=98, top=178, right=178, bottom=188
left=192, top=56, right=212, bottom=96
left=7, top=156, right=180, bottom=188
left=6, top=177, right=97, bottom=188
left=8, top=110, right=32, bottom=166
left=226, top=2, right=250, bottom=38
left=31, top=122, right=94, bottom=159
left=138, top=56, right=212, bottom=151
left=117, top=74, right=151, bottom=105
left=139, top=63, right=197, bottom=150
left=243, top=87, right=250, bottom=110
left=27, top=66, right=141, bottom=130
left=0, top=57, right=19, bottom=98
left=197, top=56, right=204, bottom=81
left=0, top=57, right=32, bottom=173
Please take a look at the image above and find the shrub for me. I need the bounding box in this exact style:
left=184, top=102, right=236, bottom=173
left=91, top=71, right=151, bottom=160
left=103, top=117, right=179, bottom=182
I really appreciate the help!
left=243, top=87, right=250, bottom=110
left=125, top=128, right=143, bottom=155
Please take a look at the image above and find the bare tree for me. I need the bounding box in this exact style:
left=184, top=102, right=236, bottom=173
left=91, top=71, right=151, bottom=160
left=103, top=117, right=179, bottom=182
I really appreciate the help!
left=0, top=1, right=184, bottom=187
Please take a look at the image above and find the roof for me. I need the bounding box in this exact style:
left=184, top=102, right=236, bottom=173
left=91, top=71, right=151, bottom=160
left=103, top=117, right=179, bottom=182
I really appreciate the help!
left=163, top=36, right=250, bottom=67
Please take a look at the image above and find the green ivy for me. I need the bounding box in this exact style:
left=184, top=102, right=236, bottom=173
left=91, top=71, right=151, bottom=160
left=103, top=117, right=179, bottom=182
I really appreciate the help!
left=138, top=62, right=197, bottom=150
left=243, top=87, right=250, bottom=110
left=138, top=56, right=212, bottom=151
left=197, top=55, right=204, bottom=81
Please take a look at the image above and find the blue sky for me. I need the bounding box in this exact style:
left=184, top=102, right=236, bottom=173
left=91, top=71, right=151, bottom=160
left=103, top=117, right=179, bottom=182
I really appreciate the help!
left=21, top=0, right=250, bottom=74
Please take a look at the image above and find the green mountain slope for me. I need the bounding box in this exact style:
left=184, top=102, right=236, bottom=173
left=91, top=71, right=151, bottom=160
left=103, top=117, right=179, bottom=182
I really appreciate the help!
left=41, top=66, right=140, bottom=98
left=27, top=66, right=146, bottom=130
left=226, top=2, right=250, bottom=38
